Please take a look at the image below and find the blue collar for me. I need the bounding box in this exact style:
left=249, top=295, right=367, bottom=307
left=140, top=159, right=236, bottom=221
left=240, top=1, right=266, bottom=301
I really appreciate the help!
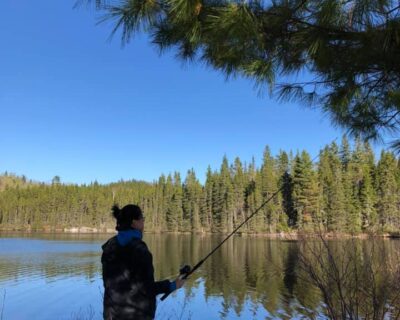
left=117, top=229, right=142, bottom=246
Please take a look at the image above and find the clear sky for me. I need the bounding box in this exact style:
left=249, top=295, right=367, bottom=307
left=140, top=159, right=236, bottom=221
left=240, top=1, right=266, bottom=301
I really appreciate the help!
left=1, top=0, right=354, bottom=185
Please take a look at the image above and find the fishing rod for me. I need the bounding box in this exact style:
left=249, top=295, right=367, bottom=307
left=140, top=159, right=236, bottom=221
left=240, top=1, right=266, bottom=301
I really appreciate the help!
left=160, top=148, right=328, bottom=301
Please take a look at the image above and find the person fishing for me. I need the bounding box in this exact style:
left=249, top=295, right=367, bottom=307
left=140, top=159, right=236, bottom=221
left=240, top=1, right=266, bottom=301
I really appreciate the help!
left=101, top=204, right=185, bottom=320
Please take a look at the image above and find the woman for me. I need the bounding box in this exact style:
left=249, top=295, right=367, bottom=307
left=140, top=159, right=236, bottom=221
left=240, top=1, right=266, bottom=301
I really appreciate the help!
left=102, top=204, right=184, bottom=319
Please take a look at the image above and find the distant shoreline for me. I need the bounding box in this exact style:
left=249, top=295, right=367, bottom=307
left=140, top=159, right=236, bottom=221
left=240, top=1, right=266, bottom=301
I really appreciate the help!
left=1, top=227, right=399, bottom=239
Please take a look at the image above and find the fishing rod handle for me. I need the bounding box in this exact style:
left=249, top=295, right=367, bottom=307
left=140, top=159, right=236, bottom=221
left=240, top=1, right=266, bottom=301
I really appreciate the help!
left=160, top=265, right=191, bottom=301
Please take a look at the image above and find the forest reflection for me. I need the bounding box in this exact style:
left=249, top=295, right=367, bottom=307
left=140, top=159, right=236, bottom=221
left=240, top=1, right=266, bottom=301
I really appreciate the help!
left=1, top=234, right=399, bottom=319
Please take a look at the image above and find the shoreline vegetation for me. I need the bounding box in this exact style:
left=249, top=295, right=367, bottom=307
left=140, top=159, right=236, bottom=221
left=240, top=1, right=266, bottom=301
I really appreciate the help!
left=1, top=138, right=400, bottom=237
left=1, top=228, right=399, bottom=239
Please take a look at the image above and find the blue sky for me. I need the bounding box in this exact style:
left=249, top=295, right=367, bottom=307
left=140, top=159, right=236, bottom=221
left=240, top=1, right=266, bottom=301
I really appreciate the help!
left=1, top=0, right=354, bottom=184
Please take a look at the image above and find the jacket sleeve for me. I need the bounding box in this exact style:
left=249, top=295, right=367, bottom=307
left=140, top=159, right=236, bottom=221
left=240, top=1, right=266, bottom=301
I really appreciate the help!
left=136, top=241, right=173, bottom=296
left=154, top=280, right=172, bottom=295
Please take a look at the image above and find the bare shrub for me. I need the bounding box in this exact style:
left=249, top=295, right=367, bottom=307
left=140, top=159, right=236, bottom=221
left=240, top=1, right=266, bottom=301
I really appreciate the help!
left=297, top=235, right=400, bottom=319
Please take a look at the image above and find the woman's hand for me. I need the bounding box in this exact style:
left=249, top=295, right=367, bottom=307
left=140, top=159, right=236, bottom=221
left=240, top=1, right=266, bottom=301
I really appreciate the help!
left=174, top=277, right=185, bottom=289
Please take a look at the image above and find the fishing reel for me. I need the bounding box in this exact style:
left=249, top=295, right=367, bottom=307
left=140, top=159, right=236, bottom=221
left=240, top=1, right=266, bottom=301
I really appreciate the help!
left=179, top=264, right=191, bottom=279
left=160, top=264, right=191, bottom=301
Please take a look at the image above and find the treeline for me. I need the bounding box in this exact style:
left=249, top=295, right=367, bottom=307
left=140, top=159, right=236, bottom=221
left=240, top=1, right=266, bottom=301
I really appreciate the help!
left=0, top=172, right=35, bottom=191
left=1, top=137, right=399, bottom=233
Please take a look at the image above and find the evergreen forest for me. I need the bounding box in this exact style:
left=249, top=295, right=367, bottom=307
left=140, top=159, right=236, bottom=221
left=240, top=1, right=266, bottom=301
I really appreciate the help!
left=1, top=137, right=399, bottom=234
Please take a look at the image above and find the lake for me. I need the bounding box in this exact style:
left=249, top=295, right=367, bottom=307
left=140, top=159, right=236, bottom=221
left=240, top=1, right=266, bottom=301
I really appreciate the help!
left=1, top=233, right=399, bottom=319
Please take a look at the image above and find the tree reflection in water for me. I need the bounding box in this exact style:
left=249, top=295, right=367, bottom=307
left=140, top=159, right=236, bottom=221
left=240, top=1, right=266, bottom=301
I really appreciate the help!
left=0, top=234, right=399, bottom=319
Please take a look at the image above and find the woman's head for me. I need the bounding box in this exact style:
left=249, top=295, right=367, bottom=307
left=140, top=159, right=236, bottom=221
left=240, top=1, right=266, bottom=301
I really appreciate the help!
left=112, top=204, right=145, bottom=232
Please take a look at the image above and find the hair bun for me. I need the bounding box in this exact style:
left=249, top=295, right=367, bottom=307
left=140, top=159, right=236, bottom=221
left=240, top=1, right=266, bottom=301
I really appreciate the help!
left=111, top=204, right=121, bottom=220
left=112, top=203, right=143, bottom=231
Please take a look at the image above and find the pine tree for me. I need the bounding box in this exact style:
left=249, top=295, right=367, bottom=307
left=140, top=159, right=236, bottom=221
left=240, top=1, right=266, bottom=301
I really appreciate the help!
left=244, top=157, right=261, bottom=232
left=201, top=166, right=214, bottom=232
left=232, top=157, right=246, bottom=231
left=340, top=136, right=351, bottom=170
left=211, top=168, right=223, bottom=232
left=174, top=172, right=185, bottom=231
left=318, top=143, right=346, bottom=231
left=87, top=0, right=400, bottom=150
left=165, top=174, right=176, bottom=232
left=346, top=138, right=364, bottom=233
left=340, top=137, right=361, bottom=233
left=183, top=169, right=202, bottom=232
left=218, top=156, right=235, bottom=233
left=359, top=168, right=376, bottom=230
left=375, top=151, right=399, bottom=231
left=259, top=146, right=278, bottom=232
left=292, top=151, right=319, bottom=230
left=359, top=141, right=377, bottom=230
left=277, top=151, right=293, bottom=229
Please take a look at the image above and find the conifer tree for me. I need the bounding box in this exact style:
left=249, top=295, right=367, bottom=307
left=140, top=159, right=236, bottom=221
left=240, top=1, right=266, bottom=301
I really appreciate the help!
left=292, top=151, right=319, bottom=229
left=219, top=156, right=235, bottom=232
left=340, top=136, right=351, bottom=170
left=183, top=169, right=202, bottom=232
left=375, top=151, right=399, bottom=231
left=202, top=166, right=214, bottom=231
left=211, top=168, right=223, bottom=232
left=244, top=157, right=261, bottom=232
left=359, top=141, right=377, bottom=230
left=277, top=151, right=292, bottom=229
left=318, top=143, right=346, bottom=231
left=85, top=0, right=400, bottom=149
left=232, top=157, right=246, bottom=230
left=164, top=175, right=175, bottom=231
left=345, top=139, right=364, bottom=232
left=340, top=138, right=361, bottom=232
left=174, top=172, right=185, bottom=229
left=260, top=147, right=278, bottom=232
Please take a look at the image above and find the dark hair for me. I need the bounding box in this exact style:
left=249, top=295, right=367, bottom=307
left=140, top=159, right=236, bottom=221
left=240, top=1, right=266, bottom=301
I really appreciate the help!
left=112, top=204, right=143, bottom=231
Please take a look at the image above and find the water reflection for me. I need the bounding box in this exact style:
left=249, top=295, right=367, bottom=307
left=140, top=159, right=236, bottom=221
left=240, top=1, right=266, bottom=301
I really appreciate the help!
left=0, top=234, right=399, bottom=319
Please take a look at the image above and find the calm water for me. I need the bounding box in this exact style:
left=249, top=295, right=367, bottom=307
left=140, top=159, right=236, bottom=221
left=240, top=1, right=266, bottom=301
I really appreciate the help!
left=0, top=233, right=399, bottom=320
